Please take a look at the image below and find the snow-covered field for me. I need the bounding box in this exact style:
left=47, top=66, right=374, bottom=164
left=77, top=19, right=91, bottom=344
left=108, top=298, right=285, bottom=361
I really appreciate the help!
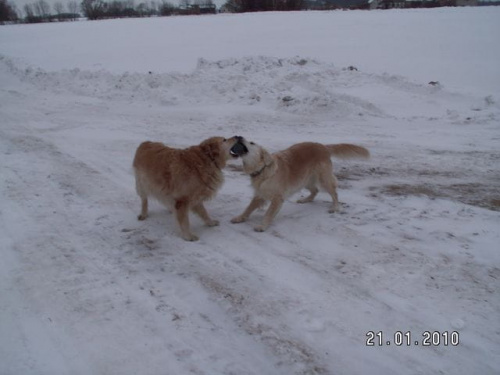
left=1, top=7, right=500, bottom=375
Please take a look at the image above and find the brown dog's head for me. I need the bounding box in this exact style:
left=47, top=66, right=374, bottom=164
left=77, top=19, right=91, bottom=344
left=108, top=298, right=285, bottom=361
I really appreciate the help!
left=199, top=136, right=246, bottom=169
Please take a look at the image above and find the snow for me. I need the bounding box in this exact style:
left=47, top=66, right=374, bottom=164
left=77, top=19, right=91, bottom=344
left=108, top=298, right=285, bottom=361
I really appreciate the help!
left=1, top=7, right=500, bottom=375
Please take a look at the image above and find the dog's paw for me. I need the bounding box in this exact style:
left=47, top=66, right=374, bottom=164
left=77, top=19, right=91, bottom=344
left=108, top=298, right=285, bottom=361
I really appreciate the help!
left=231, top=216, right=246, bottom=224
left=297, top=197, right=312, bottom=204
left=254, top=225, right=267, bottom=232
left=137, top=214, right=147, bottom=221
left=206, top=220, right=220, bottom=227
left=328, top=204, right=340, bottom=214
left=183, top=233, right=199, bottom=242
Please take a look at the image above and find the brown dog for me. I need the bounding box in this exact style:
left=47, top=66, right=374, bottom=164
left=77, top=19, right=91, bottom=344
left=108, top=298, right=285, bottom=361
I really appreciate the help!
left=230, top=139, right=370, bottom=232
left=133, top=136, right=240, bottom=241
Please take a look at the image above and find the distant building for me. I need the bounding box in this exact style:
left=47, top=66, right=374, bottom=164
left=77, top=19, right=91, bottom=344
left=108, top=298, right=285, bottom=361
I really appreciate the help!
left=178, top=3, right=217, bottom=14
left=302, top=0, right=346, bottom=9
left=368, top=0, right=406, bottom=8
left=437, top=0, right=478, bottom=5
left=365, top=0, right=477, bottom=8
left=455, top=0, right=478, bottom=5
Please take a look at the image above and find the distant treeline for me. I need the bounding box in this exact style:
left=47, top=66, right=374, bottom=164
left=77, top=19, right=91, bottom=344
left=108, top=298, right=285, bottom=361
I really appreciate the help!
left=1, top=0, right=80, bottom=23
left=81, top=0, right=216, bottom=20
left=0, top=0, right=217, bottom=24
left=1, top=0, right=499, bottom=24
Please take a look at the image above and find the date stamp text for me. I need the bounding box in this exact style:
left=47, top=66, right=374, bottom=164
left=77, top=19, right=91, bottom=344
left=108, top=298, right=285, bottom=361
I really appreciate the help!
left=366, top=331, right=460, bottom=347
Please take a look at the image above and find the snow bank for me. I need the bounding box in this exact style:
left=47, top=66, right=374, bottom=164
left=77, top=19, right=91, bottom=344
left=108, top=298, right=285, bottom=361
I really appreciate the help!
left=1, top=7, right=500, bottom=96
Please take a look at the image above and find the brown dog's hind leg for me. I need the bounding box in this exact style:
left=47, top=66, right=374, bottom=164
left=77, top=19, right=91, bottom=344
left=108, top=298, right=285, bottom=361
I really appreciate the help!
left=175, top=198, right=198, bottom=241
left=138, top=197, right=148, bottom=220
left=135, top=176, right=149, bottom=220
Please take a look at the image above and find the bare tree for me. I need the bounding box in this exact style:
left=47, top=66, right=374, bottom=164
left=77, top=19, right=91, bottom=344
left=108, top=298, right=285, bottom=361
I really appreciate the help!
left=33, top=0, right=50, bottom=20
left=53, top=1, right=64, bottom=20
left=23, top=3, right=37, bottom=21
left=0, top=0, right=18, bottom=23
left=67, top=0, right=79, bottom=18
left=136, top=2, right=151, bottom=16
left=149, top=0, right=158, bottom=13
left=81, top=0, right=105, bottom=19
left=159, top=0, right=175, bottom=14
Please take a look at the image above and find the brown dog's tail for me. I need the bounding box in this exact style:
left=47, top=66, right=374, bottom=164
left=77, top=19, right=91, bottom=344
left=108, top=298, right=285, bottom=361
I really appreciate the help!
left=325, top=144, right=370, bottom=159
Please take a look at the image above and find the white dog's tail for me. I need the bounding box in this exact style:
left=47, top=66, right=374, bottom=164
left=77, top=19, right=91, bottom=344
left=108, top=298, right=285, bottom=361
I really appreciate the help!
left=326, top=144, right=370, bottom=159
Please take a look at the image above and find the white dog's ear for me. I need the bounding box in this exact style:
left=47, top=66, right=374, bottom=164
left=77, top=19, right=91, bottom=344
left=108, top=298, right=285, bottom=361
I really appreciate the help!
left=261, top=148, right=273, bottom=165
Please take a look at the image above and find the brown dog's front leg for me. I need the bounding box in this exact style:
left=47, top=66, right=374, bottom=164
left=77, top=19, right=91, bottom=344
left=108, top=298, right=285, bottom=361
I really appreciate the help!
left=175, top=198, right=198, bottom=241
left=192, top=203, right=219, bottom=227
left=254, top=196, right=283, bottom=232
left=231, top=196, right=265, bottom=224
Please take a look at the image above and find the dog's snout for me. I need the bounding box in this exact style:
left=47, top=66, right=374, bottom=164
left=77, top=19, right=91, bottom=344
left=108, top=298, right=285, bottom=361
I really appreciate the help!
left=230, top=137, right=249, bottom=157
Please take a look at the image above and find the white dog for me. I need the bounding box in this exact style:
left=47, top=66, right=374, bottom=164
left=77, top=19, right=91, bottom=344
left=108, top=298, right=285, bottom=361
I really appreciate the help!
left=229, top=138, right=370, bottom=232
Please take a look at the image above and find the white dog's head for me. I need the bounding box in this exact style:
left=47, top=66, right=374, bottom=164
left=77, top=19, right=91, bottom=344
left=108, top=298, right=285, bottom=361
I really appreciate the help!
left=230, top=136, right=273, bottom=176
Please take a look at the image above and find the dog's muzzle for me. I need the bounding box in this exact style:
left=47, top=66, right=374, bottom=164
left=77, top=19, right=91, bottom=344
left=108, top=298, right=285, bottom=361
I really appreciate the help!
left=230, top=137, right=248, bottom=157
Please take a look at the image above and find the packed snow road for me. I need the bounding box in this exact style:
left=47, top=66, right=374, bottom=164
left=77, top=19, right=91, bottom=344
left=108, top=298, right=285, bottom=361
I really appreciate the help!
left=1, top=8, right=500, bottom=374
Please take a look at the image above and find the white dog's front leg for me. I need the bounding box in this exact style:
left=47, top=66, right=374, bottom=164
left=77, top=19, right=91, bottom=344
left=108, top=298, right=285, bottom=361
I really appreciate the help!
left=231, top=196, right=265, bottom=224
left=254, top=196, right=283, bottom=232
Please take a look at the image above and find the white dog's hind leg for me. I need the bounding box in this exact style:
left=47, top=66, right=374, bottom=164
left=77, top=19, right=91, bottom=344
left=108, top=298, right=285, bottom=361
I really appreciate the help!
left=297, top=181, right=319, bottom=204
left=319, top=169, right=339, bottom=213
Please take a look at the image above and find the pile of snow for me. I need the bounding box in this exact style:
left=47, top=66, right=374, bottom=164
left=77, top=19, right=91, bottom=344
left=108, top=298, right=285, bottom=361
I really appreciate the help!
left=1, top=7, right=499, bottom=375
left=1, top=8, right=499, bottom=96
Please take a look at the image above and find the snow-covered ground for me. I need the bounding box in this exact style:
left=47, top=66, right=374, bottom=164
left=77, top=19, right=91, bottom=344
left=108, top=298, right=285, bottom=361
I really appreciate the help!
left=1, top=7, right=499, bottom=375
